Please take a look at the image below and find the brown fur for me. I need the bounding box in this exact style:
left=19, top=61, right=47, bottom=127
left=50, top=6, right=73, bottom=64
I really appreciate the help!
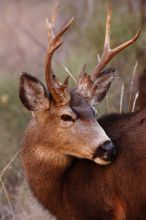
left=21, top=90, right=146, bottom=220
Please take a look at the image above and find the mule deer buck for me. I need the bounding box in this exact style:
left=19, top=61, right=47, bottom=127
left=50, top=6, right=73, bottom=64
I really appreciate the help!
left=19, top=3, right=146, bottom=220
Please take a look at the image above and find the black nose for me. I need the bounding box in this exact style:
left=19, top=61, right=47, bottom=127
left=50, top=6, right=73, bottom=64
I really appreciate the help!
left=100, top=141, right=114, bottom=151
left=94, top=141, right=117, bottom=162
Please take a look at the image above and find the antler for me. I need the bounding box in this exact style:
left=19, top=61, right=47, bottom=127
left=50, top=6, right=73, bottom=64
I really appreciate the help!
left=45, top=5, right=74, bottom=106
left=91, top=1, right=141, bottom=81
left=76, top=1, right=140, bottom=105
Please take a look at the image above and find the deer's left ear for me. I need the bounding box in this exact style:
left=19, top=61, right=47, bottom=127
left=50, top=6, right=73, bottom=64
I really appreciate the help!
left=90, top=68, right=116, bottom=106
left=19, top=73, right=50, bottom=111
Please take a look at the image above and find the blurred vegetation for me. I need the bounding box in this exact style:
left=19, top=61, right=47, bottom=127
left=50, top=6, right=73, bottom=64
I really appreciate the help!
left=0, top=73, right=30, bottom=169
left=0, top=0, right=146, bottom=219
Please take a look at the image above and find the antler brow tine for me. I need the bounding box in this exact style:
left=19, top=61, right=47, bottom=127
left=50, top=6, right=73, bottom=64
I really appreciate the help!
left=91, top=1, right=141, bottom=81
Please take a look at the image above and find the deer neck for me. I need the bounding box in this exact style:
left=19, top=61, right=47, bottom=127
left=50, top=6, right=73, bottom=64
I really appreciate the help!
left=24, top=142, right=74, bottom=213
left=34, top=144, right=73, bottom=182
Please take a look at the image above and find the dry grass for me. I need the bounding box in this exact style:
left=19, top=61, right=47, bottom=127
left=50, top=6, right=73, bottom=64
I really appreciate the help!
left=0, top=149, right=56, bottom=220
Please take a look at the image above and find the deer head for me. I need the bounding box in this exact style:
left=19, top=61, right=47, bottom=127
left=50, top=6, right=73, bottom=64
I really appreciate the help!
left=19, top=3, right=140, bottom=165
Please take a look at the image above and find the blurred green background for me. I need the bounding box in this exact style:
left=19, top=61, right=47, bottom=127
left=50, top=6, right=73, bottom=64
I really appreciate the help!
left=0, top=0, right=146, bottom=219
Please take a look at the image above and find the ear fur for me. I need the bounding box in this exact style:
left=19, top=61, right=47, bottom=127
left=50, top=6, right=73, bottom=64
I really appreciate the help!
left=90, top=68, right=116, bottom=105
left=19, top=73, right=50, bottom=111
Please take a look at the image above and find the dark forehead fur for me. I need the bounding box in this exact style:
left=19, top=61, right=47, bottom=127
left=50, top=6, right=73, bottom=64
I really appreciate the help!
left=70, top=91, right=94, bottom=119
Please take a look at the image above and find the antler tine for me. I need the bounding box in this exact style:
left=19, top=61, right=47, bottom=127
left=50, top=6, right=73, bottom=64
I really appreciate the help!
left=91, top=1, right=141, bottom=81
left=54, top=17, right=74, bottom=43
left=46, top=10, right=74, bottom=53
left=45, top=4, right=74, bottom=106
left=104, top=0, right=111, bottom=51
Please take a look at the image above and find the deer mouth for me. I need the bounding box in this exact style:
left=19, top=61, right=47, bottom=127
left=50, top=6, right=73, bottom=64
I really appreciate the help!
left=93, top=141, right=117, bottom=165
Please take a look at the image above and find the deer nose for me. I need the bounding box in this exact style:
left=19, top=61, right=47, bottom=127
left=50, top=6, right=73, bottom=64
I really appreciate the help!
left=100, top=141, right=117, bottom=161
left=93, top=141, right=117, bottom=164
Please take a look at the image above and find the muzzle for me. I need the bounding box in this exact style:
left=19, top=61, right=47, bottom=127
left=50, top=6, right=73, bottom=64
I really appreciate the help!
left=93, top=141, right=117, bottom=165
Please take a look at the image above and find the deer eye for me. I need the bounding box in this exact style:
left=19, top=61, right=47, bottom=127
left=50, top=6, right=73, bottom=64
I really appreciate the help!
left=61, top=115, right=73, bottom=122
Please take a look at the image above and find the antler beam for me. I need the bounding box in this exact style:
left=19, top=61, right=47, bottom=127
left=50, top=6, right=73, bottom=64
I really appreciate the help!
left=91, top=2, right=141, bottom=81
left=45, top=5, right=74, bottom=106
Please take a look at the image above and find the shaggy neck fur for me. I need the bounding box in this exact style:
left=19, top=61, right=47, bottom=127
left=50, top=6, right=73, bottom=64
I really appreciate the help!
left=22, top=120, right=74, bottom=217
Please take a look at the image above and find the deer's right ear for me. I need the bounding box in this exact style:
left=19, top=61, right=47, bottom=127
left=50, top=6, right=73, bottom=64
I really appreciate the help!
left=19, top=73, right=50, bottom=111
